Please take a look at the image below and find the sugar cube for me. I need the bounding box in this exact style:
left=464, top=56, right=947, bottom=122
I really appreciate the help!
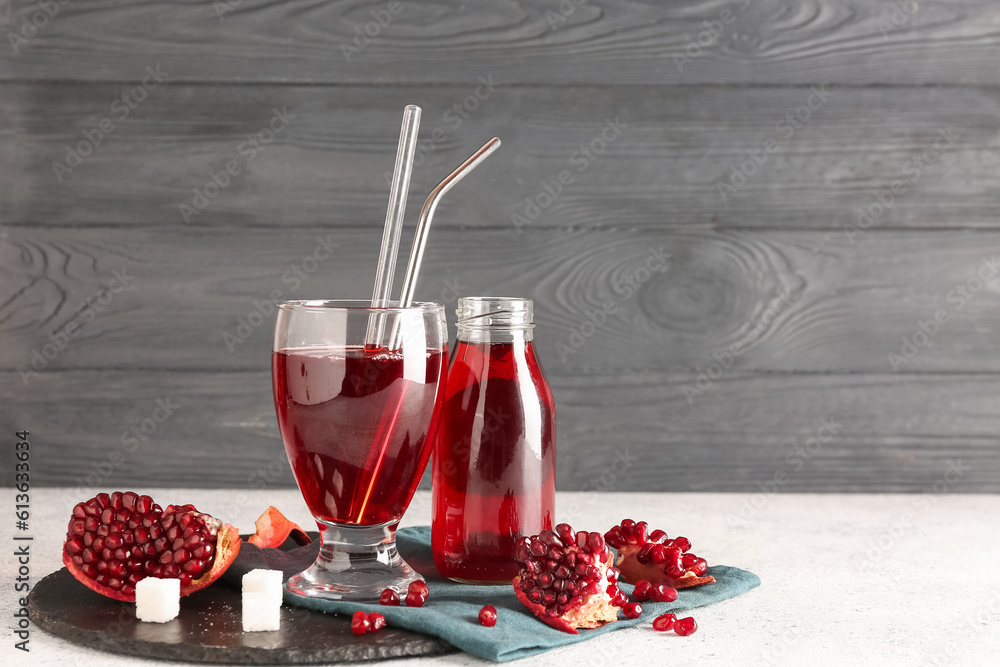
left=242, top=591, right=281, bottom=632
left=242, top=569, right=284, bottom=608
left=135, top=577, right=180, bottom=623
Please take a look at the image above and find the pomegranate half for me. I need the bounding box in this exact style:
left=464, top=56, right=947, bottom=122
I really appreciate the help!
left=604, top=519, right=715, bottom=589
left=512, top=523, right=625, bottom=634
left=62, top=491, right=241, bottom=603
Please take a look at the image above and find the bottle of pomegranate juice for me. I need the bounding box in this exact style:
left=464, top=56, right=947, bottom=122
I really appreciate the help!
left=432, top=297, right=556, bottom=583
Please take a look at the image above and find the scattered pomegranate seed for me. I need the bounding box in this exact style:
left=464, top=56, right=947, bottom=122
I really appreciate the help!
left=367, top=612, right=386, bottom=631
left=652, top=613, right=676, bottom=632
left=351, top=610, right=370, bottom=635
left=674, top=617, right=698, bottom=636
left=652, top=584, right=677, bottom=602
left=622, top=602, right=643, bottom=619
left=632, top=580, right=652, bottom=601
left=478, top=604, right=497, bottom=627
left=408, top=580, right=429, bottom=597
left=379, top=588, right=400, bottom=606
left=405, top=590, right=427, bottom=607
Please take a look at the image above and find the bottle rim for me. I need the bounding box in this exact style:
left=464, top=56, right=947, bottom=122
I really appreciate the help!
left=456, top=296, right=534, bottom=330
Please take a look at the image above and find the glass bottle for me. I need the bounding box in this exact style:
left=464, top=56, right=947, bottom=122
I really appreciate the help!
left=432, top=297, right=556, bottom=583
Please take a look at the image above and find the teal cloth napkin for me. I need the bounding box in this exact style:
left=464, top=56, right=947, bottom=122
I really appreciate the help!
left=283, top=526, right=761, bottom=662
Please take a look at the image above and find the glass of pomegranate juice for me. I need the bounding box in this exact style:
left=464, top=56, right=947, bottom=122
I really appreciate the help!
left=272, top=300, right=447, bottom=600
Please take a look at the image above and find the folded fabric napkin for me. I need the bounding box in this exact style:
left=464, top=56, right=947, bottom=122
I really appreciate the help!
left=223, top=526, right=761, bottom=662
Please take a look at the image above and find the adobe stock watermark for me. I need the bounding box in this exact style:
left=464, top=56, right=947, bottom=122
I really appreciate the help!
left=544, top=0, right=589, bottom=30
left=7, top=0, right=71, bottom=55
left=17, top=267, right=137, bottom=386
left=560, top=446, right=639, bottom=523
left=925, top=588, right=1000, bottom=666
left=179, top=106, right=296, bottom=222
left=857, top=459, right=969, bottom=570
left=717, top=85, right=833, bottom=202
left=556, top=246, right=669, bottom=363
left=511, top=116, right=629, bottom=233
left=222, top=235, right=337, bottom=353
left=51, top=65, right=169, bottom=183
left=382, top=75, right=500, bottom=186
left=672, top=0, right=750, bottom=73
left=844, top=127, right=957, bottom=243
left=56, top=398, right=180, bottom=509
left=726, top=417, right=841, bottom=527
left=339, top=0, right=404, bottom=62
left=682, top=289, right=798, bottom=403
left=878, top=0, right=918, bottom=40
left=887, top=254, right=998, bottom=371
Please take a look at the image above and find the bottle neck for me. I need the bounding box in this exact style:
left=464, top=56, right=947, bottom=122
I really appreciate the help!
left=456, top=327, right=534, bottom=345
left=455, top=297, right=535, bottom=345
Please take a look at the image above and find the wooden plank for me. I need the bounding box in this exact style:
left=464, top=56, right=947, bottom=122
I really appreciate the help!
left=2, top=0, right=1000, bottom=84
left=7, top=369, right=999, bottom=491
left=2, top=83, right=996, bottom=230
left=5, top=226, right=1000, bottom=374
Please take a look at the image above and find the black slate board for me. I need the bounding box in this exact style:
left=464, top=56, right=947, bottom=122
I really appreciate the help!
left=29, top=569, right=455, bottom=664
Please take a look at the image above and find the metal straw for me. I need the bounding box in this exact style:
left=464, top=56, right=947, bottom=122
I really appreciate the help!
left=388, top=136, right=501, bottom=348
left=366, top=105, right=422, bottom=347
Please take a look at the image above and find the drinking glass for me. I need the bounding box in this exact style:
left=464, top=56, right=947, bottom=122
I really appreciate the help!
left=272, top=299, right=448, bottom=600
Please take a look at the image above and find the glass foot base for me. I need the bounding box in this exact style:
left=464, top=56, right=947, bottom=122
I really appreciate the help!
left=285, top=520, right=422, bottom=602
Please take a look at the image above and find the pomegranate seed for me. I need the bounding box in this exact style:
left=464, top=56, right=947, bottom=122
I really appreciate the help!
left=652, top=584, right=677, bottom=602
left=405, top=591, right=427, bottom=607
left=652, top=613, right=676, bottom=632
left=672, top=537, right=692, bottom=552
left=407, top=580, right=429, bottom=598
left=681, top=553, right=698, bottom=568
left=620, top=519, right=635, bottom=538
left=674, top=617, right=698, bottom=636
left=649, top=529, right=668, bottom=544
left=611, top=591, right=628, bottom=607
left=478, top=604, right=497, bottom=627
left=651, top=545, right=667, bottom=564
left=555, top=523, right=576, bottom=547
left=634, top=521, right=649, bottom=544
left=367, top=612, right=386, bottom=631
left=379, top=588, right=400, bottom=606
left=690, top=558, right=708, bottom=576
left=633, top=580, right=653, bottom=601
left=351, top=610, right=370, bottom=635
left=621, top=602, right=643, bottom=619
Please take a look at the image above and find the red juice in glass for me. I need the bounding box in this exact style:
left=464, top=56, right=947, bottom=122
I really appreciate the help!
left=432, top=297, right=556, bottom=583
left=273, top=345, right=445, bottom=526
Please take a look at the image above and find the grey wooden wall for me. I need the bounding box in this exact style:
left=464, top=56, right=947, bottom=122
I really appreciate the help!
left=3, top=0, right=1000, bottom=492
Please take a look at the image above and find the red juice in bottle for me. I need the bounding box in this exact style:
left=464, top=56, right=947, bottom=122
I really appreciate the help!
left=432, top=298, right=556, bottom=583
left=273, top=345, right=445, bottom=526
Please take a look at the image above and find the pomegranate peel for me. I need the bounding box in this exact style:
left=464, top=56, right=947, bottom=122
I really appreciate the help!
left=512, top=523, right=624, bottom=634
left=62, top=492, right=241, bottom=603
left=605, top=519, right=715, bottom=589
left=247, top=506, right=311, bottom=549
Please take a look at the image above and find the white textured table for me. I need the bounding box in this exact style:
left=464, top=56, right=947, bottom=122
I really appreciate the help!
left=4, top=490, right=998, bottom=666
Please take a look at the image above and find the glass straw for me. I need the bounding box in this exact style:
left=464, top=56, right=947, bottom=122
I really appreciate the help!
left=358, top=136, right=501, bottom=521
left=388, top=137, right=501, bottom=348
left=366, top=105, right=422, bottom=347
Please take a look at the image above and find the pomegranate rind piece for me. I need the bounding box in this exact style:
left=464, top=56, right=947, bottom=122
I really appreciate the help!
left=62, top=505, right=242, bottom=603
left=512, top=566, right=619, bottom=634
left=247, top=506, right=312, bottom=548
left=614, top=544, right=715, bottom=589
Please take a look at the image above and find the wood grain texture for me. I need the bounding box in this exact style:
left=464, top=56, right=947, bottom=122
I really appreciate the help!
left=4, top=226, right=1000, bottom=375
left=2, top=0, right=1000, bottom=85
left=5, top=369, right=998, bottom=492
left=2, top=83, right=997, bottom=230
